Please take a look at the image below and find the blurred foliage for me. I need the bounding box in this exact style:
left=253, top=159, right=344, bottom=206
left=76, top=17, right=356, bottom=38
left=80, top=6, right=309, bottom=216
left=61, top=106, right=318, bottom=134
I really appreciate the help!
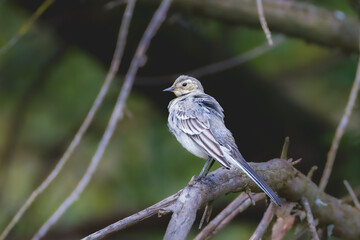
left=0, top=0, right=359, bottom=239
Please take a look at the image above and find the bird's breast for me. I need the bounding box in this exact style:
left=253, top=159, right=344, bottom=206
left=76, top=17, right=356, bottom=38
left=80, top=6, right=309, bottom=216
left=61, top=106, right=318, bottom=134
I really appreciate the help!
left=167, top=106, right=208, bottom=159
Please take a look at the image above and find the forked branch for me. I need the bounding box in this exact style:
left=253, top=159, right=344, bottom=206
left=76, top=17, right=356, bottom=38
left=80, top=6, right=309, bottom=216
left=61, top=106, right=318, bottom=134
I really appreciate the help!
left=84, top=159, right=360, bottom=240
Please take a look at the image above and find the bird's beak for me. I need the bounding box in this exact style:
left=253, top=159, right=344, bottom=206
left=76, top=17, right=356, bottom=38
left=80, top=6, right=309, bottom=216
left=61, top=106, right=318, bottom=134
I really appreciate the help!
left=163, top=86, right=175, bottom=92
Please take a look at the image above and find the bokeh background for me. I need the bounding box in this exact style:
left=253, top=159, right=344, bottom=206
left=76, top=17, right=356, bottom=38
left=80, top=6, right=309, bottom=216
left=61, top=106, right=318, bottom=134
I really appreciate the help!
left=0, top=0, right=359, bottom=239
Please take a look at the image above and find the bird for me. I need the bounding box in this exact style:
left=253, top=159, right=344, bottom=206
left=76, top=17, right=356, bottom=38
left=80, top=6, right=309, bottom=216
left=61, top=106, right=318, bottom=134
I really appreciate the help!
left=163, top=75, right=282, bottom=206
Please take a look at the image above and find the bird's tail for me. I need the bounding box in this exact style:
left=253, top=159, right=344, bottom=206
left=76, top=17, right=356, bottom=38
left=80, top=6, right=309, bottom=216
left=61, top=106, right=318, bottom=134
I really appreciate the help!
left=229, top=151, right=282, bottom=206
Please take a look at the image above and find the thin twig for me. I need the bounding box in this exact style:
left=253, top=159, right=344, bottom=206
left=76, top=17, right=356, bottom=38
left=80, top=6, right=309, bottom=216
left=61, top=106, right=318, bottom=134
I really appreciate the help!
left=302, top=197, right=320, bottom=240
left=319, top=29, right=360, bottom=191
left=280, top=136, right=289, bottom=159
left=0, top=0, right=54, bottom=56
left=249, top=203, right=275, bottom=240
left=194, top=193, right=265, bottom=240
left=343, top=180, right=360, bottom=210
left=342, top=186, right=360, bottom=203
left=247, top=190, right=256, bottom=206
left=208, top=193, right=266, bottom=239
left=82, top=192, right=180, bottom=240
left=194, top=193, right=248, bottom=240
left=271, top=202, right=297, bottom=240
left=256, top=0, right=273, bottom=46
left=199, top=201, right=213, bottom=229
left=187, top=37, right=284, bottom=78
left=32, top=0, right=172, bottom=238
left=0, top=2, right=135, bottom=240
left=307, top=166, right=318, bottom=180
left=154, top=0, right=360, bottom=52
left=290, top=158, right=302, bottom=165
left=28, top=2, right=140, bottom=240
left=135, top=36, right=285, bottom=85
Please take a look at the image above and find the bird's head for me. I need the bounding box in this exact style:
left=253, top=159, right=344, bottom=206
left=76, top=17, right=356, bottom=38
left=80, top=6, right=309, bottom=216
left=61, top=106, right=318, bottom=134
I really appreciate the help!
left=163, top=75, right=204, bottom=97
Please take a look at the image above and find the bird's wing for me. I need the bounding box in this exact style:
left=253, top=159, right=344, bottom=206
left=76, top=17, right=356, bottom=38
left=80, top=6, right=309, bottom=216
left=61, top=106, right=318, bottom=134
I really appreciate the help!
left=174, top=95, right=282, bottom=206
left=175, top=101, right=231, bottom=169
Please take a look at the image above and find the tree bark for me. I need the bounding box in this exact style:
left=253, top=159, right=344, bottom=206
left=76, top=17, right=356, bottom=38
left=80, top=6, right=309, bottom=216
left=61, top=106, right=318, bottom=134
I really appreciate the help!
left=145, top=0, right=360, bottom=53
left=164, top=159, right=360, bottom=240
left=84, top=159, right=360, bottom=240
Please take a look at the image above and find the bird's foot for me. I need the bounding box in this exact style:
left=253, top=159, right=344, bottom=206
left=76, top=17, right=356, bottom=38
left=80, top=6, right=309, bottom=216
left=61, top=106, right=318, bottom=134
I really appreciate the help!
left=195, top=174, right=205, bottom=181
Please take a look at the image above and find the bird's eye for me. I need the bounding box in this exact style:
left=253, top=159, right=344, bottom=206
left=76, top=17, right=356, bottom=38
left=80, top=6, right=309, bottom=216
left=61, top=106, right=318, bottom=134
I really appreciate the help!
left=182, top=82, right=187, bottom=87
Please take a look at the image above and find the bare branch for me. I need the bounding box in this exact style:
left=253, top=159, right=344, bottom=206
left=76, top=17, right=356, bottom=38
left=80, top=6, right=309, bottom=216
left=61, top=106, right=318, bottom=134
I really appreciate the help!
left=82, top=192, right=180, bottom=240
left=249, top=203, right=275, bottom=240
left=342, top=186, right=360, bottom=203
left=0, top=1, right=135, bottom=238
left=195, top=193, right=265, bottom=240
left=283, top=161, right=360, bottom=240
left=307, top=166, right=318, bottom=180
left=194, top=192, right=248, bottom=240
left=271, top=202, right=297, bottom=240
left=280, top=136, right=289, bottom=159
left=210, top=194, right=266, bottom=239
left=319, top=29, right=360, bottom=191
left=163, top=180, right=202, bottom=240
left=256, top=0, right=273, bottom=45
left=83, top=159, right=360, bottom=240
left=32, top=0, right=173, bottom=238
left=188, top=36, right=284, bottom=78
left=302, top=197, right=320, bottom=240
left=135, top=36, right=285, bottom=85
left=0, top=0, right=54, bottom=56
left=290, top=158, right=302, bottom=166
left=198, top=201, right=213, bottom=229
left=343, top=180, right=360, bottom=210
left=146, top=0, right=360, bottom=53
left=29, top=1, right=143, bottom=239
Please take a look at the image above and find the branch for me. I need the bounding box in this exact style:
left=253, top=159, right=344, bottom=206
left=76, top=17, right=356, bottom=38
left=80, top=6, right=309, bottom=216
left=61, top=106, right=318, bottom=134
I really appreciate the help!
left=32, top=0, right=173, bottom=238
left=85, top=159, right=360, bottom=240
left=343, top=180, right=360, bottom=210
left=249, top=203, right=275, bottom=240
left=319, top=28, right=360, bottom=191
left=302, top=197, right=320, bottom=240
left=0, top=0, right=54, bottom=56
left=342, top=186, right=360, bottom=204
left=145, top=0, right=360, bottom=53
left=194, top=192, right=250, bottom=240
left=82, top=192, right=180, bottom=240
left=135, top=36, right=285, bottom=85
left=280, top=160, right=360, bottom=240
left=31, top=0, right=167, bottom=238
left=162, top=178, right=202, bottom=240
left=198, top=200, right=213, bottom=229
left=256, top=0, right=273, bottom=45
left=280, top=136, right=289, bottom=160
left=307, top=166, right=318, bottom=180
left=271, top=202, right=296, bottom=240
left=210, top=194, right=265, bottom=237
left=0, top=2, right=135, bottom=239
left=188, top=36, right=284, bottom=78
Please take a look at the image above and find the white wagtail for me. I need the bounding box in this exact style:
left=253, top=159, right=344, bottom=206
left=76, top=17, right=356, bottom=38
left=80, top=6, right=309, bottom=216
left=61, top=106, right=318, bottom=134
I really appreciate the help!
left=163, top=75, right=282, bottom=206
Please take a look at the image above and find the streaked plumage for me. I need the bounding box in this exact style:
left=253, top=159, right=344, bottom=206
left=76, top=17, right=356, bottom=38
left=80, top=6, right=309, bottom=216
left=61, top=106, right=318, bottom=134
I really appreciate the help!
left=164, top=75, right=282, bottom=206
